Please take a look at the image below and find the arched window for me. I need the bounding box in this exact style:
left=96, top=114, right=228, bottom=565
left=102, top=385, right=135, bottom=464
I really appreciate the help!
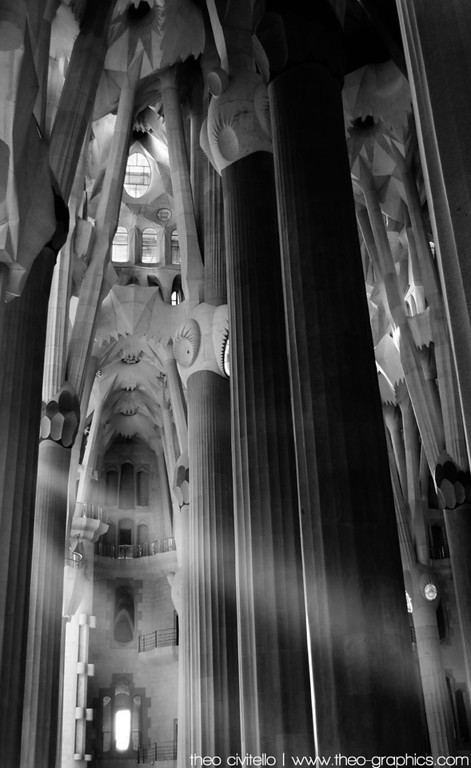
left=136, top=469, right=149, bottom=506
left=124, top=152, right=151, bottom=198
left=171, top=275, right=183, bottom=306
left=137, top=522, right=149, bottom=548
left=141, top=228, right=159, bottom=264
left=104, top=522, right=116, bottom=547
left=114, top=586, right=135, bottom=644
left=171, top=230, right=180, bottom=264
left=101, top=677, right=143, bottom=755
left=118, top=518, right=133, bottom=546
left=114, top=678, right=132, bottom=751
left=106, top=468, right=119, bottom=506
left=112, top=227, right=129, bottom=263
left=119, top=462, right=135, bottom=509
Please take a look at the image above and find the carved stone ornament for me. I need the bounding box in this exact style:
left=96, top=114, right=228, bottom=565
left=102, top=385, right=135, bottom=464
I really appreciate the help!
left=212, top=304, right=229, bottom=378
left=173, top=318, right=201, bottom=368
left=206, top=70, right=272, bottom=173
left=39, top=382, right=80, bottom=448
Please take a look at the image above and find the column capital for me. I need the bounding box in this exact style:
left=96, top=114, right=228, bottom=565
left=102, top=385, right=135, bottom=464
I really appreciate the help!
left=173, top=302, right=229, bottom=384
left=39, top=381, right=80, bottom=448
left=204, top=70, right=272, bottom=173
left=435, top=451, right=471, bottom=510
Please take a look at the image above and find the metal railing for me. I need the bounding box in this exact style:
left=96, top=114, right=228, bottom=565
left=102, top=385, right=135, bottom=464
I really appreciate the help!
left=137, top=741, right=177, bottom=763
left=138, top=627, right=178, bottom=652
left=96, top=537, right=176, bottom=559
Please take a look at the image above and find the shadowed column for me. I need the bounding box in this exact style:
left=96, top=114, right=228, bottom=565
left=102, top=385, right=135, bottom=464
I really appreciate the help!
left=0, top=249, right=57, bottom=766
left=268, top=5, right=425, bottom=755
left=21, top=385, right=80, bottom=768
left=222, top=151, right=313, bottom=759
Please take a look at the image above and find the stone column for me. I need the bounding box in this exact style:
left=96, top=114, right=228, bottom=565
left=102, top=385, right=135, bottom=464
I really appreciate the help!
left=268, top=6, right=425, bottom=755
left=203, top=2, right=313, bottom=752
left=175, top=299, right=238, bottom=761
left=49, top=0, right=116, bottom=202
left=162, top=346, right=188, bottom=456
left=160, top=66, right=204, bottom=303
left=0, top=248, right=57, bottom=765
left=186, top=369, right=238, bottom=758
left=434, top=454, right=471, bottom=702
left=66, top=60, right=141, bottom=400
left=21, top=385, right=80, bottom=768
left=222, top=152, right=313, bottom=758
left=203, top=164, right=226, bottom=307
left=395, top=0, right=471, bottom=457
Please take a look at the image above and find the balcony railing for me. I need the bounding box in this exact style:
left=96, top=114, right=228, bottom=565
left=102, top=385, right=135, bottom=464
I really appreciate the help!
left=138, top=741, right=177, bottom=763
left=138, top=626, right=178, bottom=652
left=96, top=537, right=176, bottom=559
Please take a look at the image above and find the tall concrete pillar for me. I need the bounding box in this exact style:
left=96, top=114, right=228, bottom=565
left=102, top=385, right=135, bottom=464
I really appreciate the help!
left=186, top=368, right=239, bottom=758
left=21, top=384, right=80, bottom=768
left=174, top=140, right=238, bottom=757
left=0, top=248, right=57, bottom=766
left=222, top=151, right=313, bottom=758
left=268, top=4, right=425, bottom=755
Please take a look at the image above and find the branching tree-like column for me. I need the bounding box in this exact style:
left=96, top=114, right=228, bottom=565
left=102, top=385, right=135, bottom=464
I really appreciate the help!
left=268, top=3, right=426, bottom=755
left=396, top=0, right=471, bottom=456
left=164, top=58, right=239, bottom=759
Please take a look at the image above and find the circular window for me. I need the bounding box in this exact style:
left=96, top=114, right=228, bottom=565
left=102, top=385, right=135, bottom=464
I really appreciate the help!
left=124, top=152, right=151, bottom=198
left=424, top=583, right=438, bottom=601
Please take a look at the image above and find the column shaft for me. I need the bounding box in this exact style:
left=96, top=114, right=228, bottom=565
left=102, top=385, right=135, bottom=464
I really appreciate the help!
left=269, top=61, right=425, bottom=755
left=443, top=506, right=471, bottom=699
left=21, top=441, right=72, bottom=768
left=223, top=151, right=313, bottom=758
left=187, top=370, right=239, bottom=758
left=204, top=164, right=226, bottom=306
left=0, top=249, right=56, bottom=766
left=49, top=0, right=115, bottom=201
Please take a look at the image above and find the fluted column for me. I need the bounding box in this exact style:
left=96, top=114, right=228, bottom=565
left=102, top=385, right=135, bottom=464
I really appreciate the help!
left=0, top=248, right=56, bottom=766
left=21, top=383, right=80, bottom=768
left=204, top=164, right=226, bottom=306
left=186, top=370, right=239, bottom=757
left=222, top=151, right=313, bottom=758
left=268, top=7, right=425, bottom=754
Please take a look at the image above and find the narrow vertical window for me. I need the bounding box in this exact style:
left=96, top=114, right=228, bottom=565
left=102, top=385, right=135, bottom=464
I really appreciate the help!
left=106, top=468, right=119, bottom=506
left=112, top=227, right=129, bottom=263
left=114, top=585, right=135, bottom=643
left=136, top=470, right=149, bottom=506
left=171, top=275, right=183, bottom=306
left=119, top=462, right=135, bottom=509
left=171, top=230, right=180, bottom=264
left=141, top=228, right=160, bottom=264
